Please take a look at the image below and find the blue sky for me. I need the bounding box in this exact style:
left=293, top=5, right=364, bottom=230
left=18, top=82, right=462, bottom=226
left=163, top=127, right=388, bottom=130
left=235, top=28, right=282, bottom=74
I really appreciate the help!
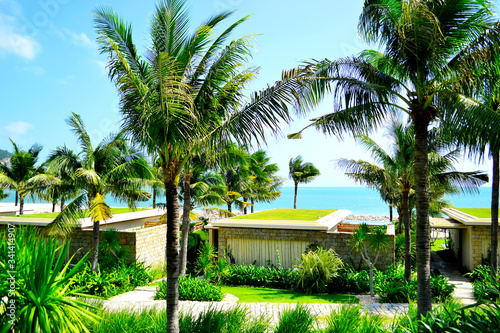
left=0, top=0, right=493, bottom=187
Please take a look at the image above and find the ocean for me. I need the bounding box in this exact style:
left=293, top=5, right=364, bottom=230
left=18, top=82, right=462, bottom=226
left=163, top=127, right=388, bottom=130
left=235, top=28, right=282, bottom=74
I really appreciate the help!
left=2, top=187, right=493, bottom=217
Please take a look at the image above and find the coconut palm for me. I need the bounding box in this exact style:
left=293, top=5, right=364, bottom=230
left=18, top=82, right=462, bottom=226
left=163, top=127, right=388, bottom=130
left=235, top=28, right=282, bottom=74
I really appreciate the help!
left=243, top=150, right=282, bottom=214
left=44, top=146, right=80, bottom=212
left=339, top=119, right=487, bottom=282
left=288, top=155, right=320, bottom=209
left=45, top=113, right=153, bottom=272
left=94, top=1, right=305, bottom=331
left=0, top=140, right=53, bottom=215
left=289, top=0, right=500, bottom=316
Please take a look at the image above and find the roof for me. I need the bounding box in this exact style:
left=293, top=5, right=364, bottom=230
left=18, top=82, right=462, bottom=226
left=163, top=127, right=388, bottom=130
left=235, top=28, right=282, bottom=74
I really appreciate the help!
left=441, top=208, right=492, bottom=226
left=430, top=217, right=467, bottom=229
left=208, top=209, right=351, bottom=231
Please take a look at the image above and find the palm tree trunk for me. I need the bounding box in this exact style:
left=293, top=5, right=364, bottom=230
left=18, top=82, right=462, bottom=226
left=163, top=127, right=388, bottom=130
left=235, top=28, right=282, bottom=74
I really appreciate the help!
left=491, top=152, right=499, bottom=275
left=19, top=195, right=24, bottom=215
left=227, top=203, right=232, bottom=213
left=52, top=200, right=56, bottom=213
left=153, top=188, right=156, bottom=209
left=165, top=184, right=180, bottom=333
left=60, top=198, right=65, bottom=211
left=251, top=198, right=255, bottom=213
left=91, top=220, right=100, bottom=272
left=389, top=203, right=393, bottom=224
left=243, top=197, right=248, bottom=215
left=15, top=191, right=18, bottom=206
left=414, top=117, right=432, bottom=318
left=397, top=206, right=403, bottom=235
left=294, top=182, right=298, bottom=209
left=179, top=174, right=191, bottom=276
left=402, top=189, right=411, bottom=283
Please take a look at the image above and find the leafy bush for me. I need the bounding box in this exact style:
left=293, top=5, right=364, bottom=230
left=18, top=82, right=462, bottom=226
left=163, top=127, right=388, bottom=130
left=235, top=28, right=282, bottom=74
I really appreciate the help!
left=70, top=261, right=152, bottom=298
left=295, top=247, right=343, bottom=293
left=328, top=266, right=370, bottom=294
left=0, top=227, right=98, bottom=332
left=323, top=304, right=385, bottom=333
left=155, top=275, right=224, bottom=302
left=220, top=264, right=299, bottom=289
left=274, top=304, right=315, bottom=333
left=431, top=274, right=455, bottom=302
left=375, top=265, right=453, bottom=303
left=468, top=265, right=500, bottom=301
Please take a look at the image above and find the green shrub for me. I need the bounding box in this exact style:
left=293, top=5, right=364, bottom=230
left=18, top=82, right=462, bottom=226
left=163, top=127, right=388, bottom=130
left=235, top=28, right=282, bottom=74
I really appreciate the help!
left=323, top=304, right=385, bottom=333
left=468, top=265, right=500, bottom=301
left=70, top=261, right=152, bottom=298
left=295, top=247, right=343, bottom=293
left=220, top=264, right=299, bottom=289
left=0, top=227, right=98, bottom=332
left=375, top=265, right=453, bottom=303
left=155, top=275, right=223, bottom=302
left=274, top=304, right=315, bottom=333
left=328, top=266, right=370, bottom=294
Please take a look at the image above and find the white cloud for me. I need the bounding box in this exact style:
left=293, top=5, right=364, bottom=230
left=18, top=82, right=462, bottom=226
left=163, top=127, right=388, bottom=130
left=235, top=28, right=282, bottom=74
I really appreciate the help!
left=5, top=121, right=34, bottom=135
left=0, top=14, right=40, bottom=60
left=64, top=29, right=94, bottom=48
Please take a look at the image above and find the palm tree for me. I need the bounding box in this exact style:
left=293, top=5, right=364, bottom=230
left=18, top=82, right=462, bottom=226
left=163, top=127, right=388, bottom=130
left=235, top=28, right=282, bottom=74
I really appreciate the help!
left=45, top=113, right=153, bottom=272
left=289, top=0, right=500, bottom=316
left=44, top=146, right=80, bottom=212
left=288, top=155, right=320, bottom=209
left=243, top=150, right=282, bottom=214
left=339, top=119, right=487, bottom=282
left=94, top=1, right=305, bottom=331
left=0, top=140, right=52, bottom=215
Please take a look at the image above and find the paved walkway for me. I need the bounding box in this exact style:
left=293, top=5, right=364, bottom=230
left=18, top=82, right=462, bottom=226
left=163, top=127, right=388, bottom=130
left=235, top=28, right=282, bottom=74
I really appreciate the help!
left=103, top=286, right=409, bottom=319
left=435, top=261, right=476, bottom=305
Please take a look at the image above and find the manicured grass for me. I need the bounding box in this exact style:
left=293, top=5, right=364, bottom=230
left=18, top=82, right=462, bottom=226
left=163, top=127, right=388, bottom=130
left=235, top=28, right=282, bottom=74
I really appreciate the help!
left=456, top=208, right=491, bottom=218
left=230, top=208, right=336, bottom=221
left=7, top=207, right=152, bottom=218
left=220, top=285, right=358, bottom=304
left=432, top=238, right=447, bottom=251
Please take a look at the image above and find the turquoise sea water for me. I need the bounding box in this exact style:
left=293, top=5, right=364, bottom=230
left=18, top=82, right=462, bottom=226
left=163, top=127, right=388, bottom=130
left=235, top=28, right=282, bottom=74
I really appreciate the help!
left=2, top=187, right=493, bottom=216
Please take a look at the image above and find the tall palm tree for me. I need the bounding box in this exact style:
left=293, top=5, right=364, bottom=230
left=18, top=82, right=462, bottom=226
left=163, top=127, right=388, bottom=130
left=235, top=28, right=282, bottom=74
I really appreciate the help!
left=45, top=113, right=153, bottom=272
left=94, top=1, right=305, bottom=331
left=339, top=119, right=487, bottom=282
left=290, top=0, right=500, bottom=316
left=44, top=146, right=80, bottom=212
left=0, top=140, right=52, bottom=215
left=243, top=150, right=282, bottom=214
left=288, top=155, right=320, bottom=209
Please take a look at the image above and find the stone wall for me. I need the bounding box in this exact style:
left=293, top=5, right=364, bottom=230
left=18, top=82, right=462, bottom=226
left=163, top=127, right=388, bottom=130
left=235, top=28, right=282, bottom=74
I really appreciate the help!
left=0, top=223, right=166, bottom=268
left=470, top=226, right=500, bottom=269
left=217, top=227, right=394, bottom=270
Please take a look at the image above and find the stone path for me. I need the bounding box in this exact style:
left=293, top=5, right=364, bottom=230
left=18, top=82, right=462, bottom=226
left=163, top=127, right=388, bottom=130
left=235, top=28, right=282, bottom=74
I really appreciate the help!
left=436, top=262, right=476, bottom=306
left=103, top=286, right=409, bottom=320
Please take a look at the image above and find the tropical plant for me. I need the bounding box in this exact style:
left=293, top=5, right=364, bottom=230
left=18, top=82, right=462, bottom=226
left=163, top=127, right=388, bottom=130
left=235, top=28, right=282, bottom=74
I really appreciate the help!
left=295, top=247, right=343, bottom=293
left=243, top=150, right=282, bottom=214
left=351, top=224, right=391, bottom=297
left=274, top=304, right=316, bottom=333
left=155, top=275, right=224, bottom=302
left=0, top=140, right=54, bottom=214
left=339, top=118, right=487, bottom=282
left=0, top=227, right=98, bottom=332
left=289, top=0, right=500, bottom=316
left=45, top=113, right=153, bottom=272
left=288, top=155, right=320, bottom=209
left=94, top=1, right=306, bottom=330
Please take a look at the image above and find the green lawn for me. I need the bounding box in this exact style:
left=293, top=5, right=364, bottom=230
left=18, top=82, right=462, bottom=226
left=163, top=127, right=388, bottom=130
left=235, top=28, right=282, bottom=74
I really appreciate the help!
left=432, top=238, right=447, bottom=251
left=230, top=208, right=336, bottom=221
left=220, top=285, right=358, bottom=304
left=7, top=207, right=152, bottom=218
left=456, top=208, right=491, bottom=218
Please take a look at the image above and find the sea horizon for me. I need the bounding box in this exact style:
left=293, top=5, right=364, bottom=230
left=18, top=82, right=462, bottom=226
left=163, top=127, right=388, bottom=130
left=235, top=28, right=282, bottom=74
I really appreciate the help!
left=1, top=186, right=492, bottom=217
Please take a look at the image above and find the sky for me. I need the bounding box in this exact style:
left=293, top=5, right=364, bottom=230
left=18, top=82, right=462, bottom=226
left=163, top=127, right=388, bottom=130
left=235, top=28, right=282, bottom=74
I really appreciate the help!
left=0, top=0, right=494, bottom=187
